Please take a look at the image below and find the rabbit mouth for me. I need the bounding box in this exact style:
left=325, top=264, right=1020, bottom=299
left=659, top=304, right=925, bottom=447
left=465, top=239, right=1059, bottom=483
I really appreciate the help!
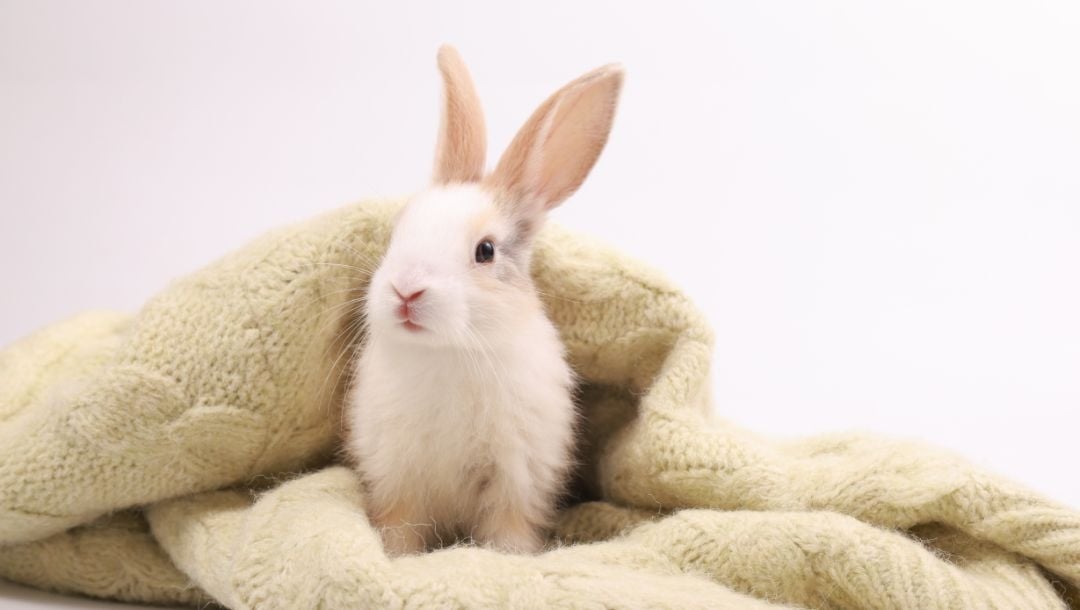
left=394, top=298, right=427, bottom=333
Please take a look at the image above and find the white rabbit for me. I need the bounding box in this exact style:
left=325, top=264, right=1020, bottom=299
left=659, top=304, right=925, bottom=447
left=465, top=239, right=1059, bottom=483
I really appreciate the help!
left=345, top=45, right=623, bottom=555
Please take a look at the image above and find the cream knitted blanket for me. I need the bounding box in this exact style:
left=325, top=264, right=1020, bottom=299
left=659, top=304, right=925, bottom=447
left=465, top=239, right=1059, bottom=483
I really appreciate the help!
left=1, top=200, right=1077, bottom=609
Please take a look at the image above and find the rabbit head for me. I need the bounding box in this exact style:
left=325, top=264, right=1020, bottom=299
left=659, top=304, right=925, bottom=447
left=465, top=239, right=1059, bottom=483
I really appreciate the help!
left=366, top=45, right=624, bottom=349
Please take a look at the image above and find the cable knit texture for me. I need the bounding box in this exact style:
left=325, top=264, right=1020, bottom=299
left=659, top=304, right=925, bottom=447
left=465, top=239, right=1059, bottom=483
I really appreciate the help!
left=0, top=199, right=1077, bottom=609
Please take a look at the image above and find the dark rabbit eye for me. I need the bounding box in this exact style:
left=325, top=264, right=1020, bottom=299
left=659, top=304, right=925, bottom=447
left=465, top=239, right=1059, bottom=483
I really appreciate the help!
left=475, top=239, right=495, bottom=264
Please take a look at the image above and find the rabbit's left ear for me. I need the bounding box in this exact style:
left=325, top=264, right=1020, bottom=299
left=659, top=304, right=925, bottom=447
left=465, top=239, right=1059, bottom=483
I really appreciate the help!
left=432, top=45, right=487, bottom=184
left=487, top=63, right=624, bottom=213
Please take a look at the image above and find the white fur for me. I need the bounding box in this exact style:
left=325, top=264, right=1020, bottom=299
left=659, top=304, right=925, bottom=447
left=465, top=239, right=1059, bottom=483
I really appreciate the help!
left=344, top=45, right=622, bottom=555
left=345, top=186, right=576, bottom=554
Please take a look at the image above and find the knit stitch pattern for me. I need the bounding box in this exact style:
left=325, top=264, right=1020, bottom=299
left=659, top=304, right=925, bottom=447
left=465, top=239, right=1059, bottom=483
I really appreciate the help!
left=0, top=200, right=1077, bottom=609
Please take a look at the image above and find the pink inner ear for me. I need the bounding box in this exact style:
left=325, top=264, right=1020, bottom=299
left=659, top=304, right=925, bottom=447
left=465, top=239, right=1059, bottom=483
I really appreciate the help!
left=487, top=65, right=623, bottom=213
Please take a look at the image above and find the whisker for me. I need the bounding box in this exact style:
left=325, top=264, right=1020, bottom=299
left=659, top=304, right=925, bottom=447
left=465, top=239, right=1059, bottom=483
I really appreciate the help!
left=290, top=287, right=370, bottom=324
left=314, top=302, right=369, bottom=416
left=331, top=319, right=369, bottom=431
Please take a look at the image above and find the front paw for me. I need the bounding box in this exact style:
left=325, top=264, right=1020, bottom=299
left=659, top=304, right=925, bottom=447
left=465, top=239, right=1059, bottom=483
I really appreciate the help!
left=477, top=516, right=544, bottom=554
left=378, top=523, right=428, bottom=556
left=371, top=503, right=431, bottom=556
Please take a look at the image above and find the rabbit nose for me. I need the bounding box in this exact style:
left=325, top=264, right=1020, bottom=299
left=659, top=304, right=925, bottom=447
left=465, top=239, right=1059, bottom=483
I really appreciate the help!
left=392, top=286, right=426, bottom=303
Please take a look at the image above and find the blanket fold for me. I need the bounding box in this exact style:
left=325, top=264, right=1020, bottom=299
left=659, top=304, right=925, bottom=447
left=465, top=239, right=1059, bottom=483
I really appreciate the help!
left=1, top=200, right=1077, bottom=609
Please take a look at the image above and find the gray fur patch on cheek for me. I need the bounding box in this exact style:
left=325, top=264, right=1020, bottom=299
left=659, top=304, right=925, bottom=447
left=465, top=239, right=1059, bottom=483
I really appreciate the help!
left=494, top=253, right=526, bottom=283
left=493, top=230, right=532, bottom=282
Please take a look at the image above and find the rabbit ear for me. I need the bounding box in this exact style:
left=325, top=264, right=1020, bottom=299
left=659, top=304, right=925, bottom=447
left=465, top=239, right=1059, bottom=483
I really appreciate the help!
left=488, top=63, right=624, bottom=213
left=433, top=45, right=487, bottom=184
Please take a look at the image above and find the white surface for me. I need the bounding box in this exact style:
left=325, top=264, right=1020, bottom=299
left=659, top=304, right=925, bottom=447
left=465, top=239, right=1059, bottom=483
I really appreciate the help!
left=1, top=1, right=1078, bottom=606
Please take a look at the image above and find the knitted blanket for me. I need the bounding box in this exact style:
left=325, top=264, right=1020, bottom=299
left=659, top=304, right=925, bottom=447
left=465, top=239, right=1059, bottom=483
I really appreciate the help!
left=1, top=200, right=1077, bottom=609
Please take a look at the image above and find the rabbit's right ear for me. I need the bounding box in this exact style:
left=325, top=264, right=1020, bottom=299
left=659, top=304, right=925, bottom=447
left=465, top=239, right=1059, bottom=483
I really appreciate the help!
left=432, top=45, right=487, bottom=185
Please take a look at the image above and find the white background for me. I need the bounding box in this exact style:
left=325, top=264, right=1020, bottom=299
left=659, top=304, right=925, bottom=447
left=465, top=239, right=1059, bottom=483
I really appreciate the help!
left=1, top=1, right=1078, bottom=605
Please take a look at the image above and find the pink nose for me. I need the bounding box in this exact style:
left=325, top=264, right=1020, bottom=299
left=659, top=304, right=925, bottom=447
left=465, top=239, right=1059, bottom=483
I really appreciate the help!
left=393, top=286, right=425, bottom=303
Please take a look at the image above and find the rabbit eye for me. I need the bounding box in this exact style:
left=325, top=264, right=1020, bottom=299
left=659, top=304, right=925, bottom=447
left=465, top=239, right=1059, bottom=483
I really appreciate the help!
left=475, top=239, right=495, bottom=264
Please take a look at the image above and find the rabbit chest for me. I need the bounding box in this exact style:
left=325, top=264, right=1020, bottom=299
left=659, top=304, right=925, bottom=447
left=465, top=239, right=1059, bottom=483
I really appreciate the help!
left=346, top=323, right=576, bottom=526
